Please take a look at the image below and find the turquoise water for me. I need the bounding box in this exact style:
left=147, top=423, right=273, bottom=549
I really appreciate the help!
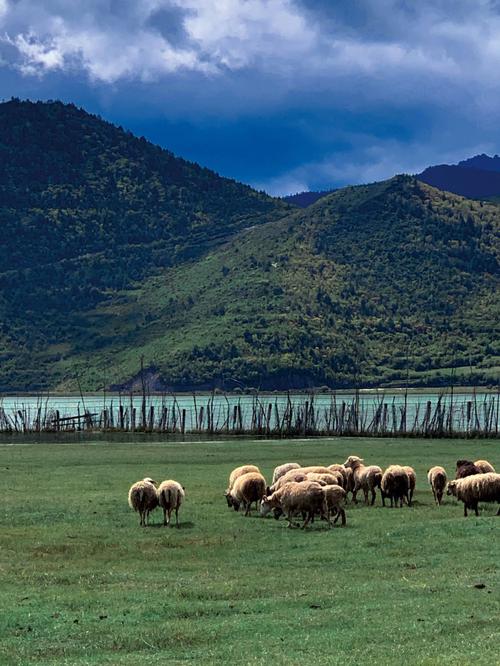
left=0, top=391, right=497, bottom=432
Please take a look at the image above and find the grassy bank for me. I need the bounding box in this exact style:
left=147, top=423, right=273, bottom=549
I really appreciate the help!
left=0, top=437, right=499, bottom=665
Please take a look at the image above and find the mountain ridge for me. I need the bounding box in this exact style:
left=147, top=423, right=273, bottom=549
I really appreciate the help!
left=0, top=101, right=499, bottom=391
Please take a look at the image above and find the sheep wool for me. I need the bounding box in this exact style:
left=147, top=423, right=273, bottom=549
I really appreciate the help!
left=322, top=484, right=347, bottom=526
left=157, top=479, right=185, bottom=527
left=447, top=473, right=500, bottom=517
left=128, top=478, right=158, bottom=527
left=225, top=465, right=260, bottom=507
left=455, top=460, right=481, bottom=479
left=474, top=460, right=496, bottom=474
left=427, top=466, right=447, bottom=505
left=306, top=472, right=343, bottom=487
left=343, top=456, right=382, bottom=505
left=272, top=462, right=301, bottom=484
left=327, top=464, right=349, bottom=487
left=227, top=472, right=266, bottom=516
left=260, top=480, right=327, bottom=529
left=381, top=465, right=410, bottom=508
left=268, top=469, right=309, bottom=494
left=403, top=466, right=417, bottom=505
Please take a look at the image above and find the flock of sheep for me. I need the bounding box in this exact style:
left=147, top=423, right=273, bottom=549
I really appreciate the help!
left=128, top=456, right=499, bottom=528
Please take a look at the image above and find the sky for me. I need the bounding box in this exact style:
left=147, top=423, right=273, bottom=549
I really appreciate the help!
left=1, top=0, right=500, bottom=195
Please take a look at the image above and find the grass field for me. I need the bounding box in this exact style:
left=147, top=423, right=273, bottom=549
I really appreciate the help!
left=0, top=436, right=499, bottom=665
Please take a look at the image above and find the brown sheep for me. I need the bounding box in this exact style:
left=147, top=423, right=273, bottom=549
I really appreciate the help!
left=455, top=460, right=481, bottom=479
left=474, top=459, right=496, bottom=474
left=307, top=471, right=343, bottom=487
left=381, top=465, right=410, bottom=508
left=327, top=464, right=348, bottom=487
left=267, top=468, right=309, bottom=494
left=128, top=477, right=158, bottom=527
left=427, top=466, right=447, bottom=505
left=157, top=480, right=185, bottom=527
left=226, top=472, right=266, bottom=516
left=343, top=456, right=382, bottom=505
left=447, top=473, right=500, bottom=517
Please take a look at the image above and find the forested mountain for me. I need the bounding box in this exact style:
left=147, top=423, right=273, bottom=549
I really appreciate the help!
left=418, top=153, right=500, bottom=199
left=282, top=190, right=335, bottom=207
left=0, top=101, right=499, bottom=391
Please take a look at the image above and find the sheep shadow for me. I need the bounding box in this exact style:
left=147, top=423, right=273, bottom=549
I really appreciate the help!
left=148, top=521, right=195, bottom=530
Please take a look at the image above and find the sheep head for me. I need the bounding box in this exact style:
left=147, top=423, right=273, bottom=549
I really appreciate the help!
left=447, top=480, right=458, bottom=496
left=224, top=489, right=233, bottom=508
left=343, top=456, right=363, bottom=470
left=143, top=477, right=157, bottom=486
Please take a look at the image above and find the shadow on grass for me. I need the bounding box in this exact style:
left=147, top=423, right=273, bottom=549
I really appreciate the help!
left=147, top=521, right=195, bottom=530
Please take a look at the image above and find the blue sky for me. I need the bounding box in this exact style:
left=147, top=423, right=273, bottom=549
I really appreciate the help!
left=1, top=0, right=500, bottom=195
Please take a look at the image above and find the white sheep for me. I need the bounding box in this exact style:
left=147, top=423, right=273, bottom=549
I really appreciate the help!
left=306, top=472, right=342, bottom=487
left=343, top=456, right=382, bottom=505
left=328, top=464, right=349, bottom=488
left=381, top=465, right=410, bottom=508
left=474, top=459, right=496, bottom=474
left=323, top=484, right=347, bottom=526
left=403, top=465, right=416, bottom=505
left=157, top=479, right=185, bottom=527
left=226, top=472, right=266, bottom=516
left=260, top=480, right=327, bottom=529
left=427, top=466, right=447, bottom=505
left=128, top=477, right=158, bottom=527
left=225, top=464, right=260, bottom=507
left=267, top=468, right=309, bottom=494
left=447, top=473, right=500, bottom=517
left=272, top=462, right=301, bottom=484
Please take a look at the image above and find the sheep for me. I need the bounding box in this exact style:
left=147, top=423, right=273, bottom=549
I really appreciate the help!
left=343, top=456, right=382, bottom=505
left=225, top=465, right=260, bottom=507
left=381, top=465, right=410, bottom=508
left=403, top=465, right=416, bottom=505
left=157, top=480, right=185, bottom=527
left=226, top=472, right=266, bottom=516
left=446, top=473, right=500, bottom=517
left=327, top=464, right=349, bottom=488
left=323, top=484, right=347, bottom=526
left=128, top=477, right=158, bottom=527
left=344, top=466, right=355, bottom=499
left=299, top=466, right=332, bottom=475
left=427, top=466, right=447, bottom=505
left=260, top=480, right=327, bottom=529
left=272, top=462, right=301, bottom=484
left=267, top=468, right=309, bottom=494
left=455, top=460, right=481, bottom=479
left=474, top=459, right=496, bottom=474
left=307, top=471, right=343, bottom=487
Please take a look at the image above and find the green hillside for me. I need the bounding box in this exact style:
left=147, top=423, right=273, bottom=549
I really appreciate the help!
left=0, top=101, right=499, bottom=391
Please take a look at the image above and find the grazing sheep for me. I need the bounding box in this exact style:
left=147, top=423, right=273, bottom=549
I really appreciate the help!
left=128, top=477, right=158, bottom=527
left=381, top=465, right=410, bottom=508
left=260, top=481, right=327, bottom=529
left=427, top=466, right=447, bottom=505
left=403, top=466, right=416, bottom=505
left=226, top=472, right=266, bottom=516
left=307, top=471, right=344, bottom=487
left=328, top=464, right=349, bottom=488
left=323, top=484, right=347, bottom=526
left=455, top=460, right=481, bottom=479
left=447, top=473, right=500, bottom=517
left=225, top=465, right=260, bottom=507
left=157, top=480, right=185, bottom=527
left=343, top=456, right=382, bottom=505
left=344, top=466, right=355, bottom=499
left=474, top=459, right=496, bottom=474
left=299, top=466, right=332, bottom=475
left=272, top=462, right=301, bottom=484
left=267, top=468, right=309, bottom=494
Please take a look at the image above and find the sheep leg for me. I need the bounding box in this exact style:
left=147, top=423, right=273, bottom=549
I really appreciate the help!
left=163, top=508, right=168, bottom=526
left=301, top=511, right=313, bottom=529
left=363, top=489, right=369, bottom=505
left=496, top=506, right=500, bottom=516
left=334, top=508, right=346, bottom=526
left=370, top=489, right=376, bottom=506
left=175, top=507, right=180, bottom=527
left=463, top=503, right=468, bottom=517
left=244, top=501, right=251, bottom=517
left=473, top=502, right=479, bottom=517
left=352, top=489, right=358, bottom=504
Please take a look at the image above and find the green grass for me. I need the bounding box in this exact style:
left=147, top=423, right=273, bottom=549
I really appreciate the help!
left=1, top=437, right=499, bottom=665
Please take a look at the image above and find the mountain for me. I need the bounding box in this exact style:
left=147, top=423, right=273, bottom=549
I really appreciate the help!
left=0, top=99, right=289, bottom=391
left=418, top=153, right=500, bottom=199
left=0, top=101, right=499, bottom=391
left=282, top=189, right=335, bottom=207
